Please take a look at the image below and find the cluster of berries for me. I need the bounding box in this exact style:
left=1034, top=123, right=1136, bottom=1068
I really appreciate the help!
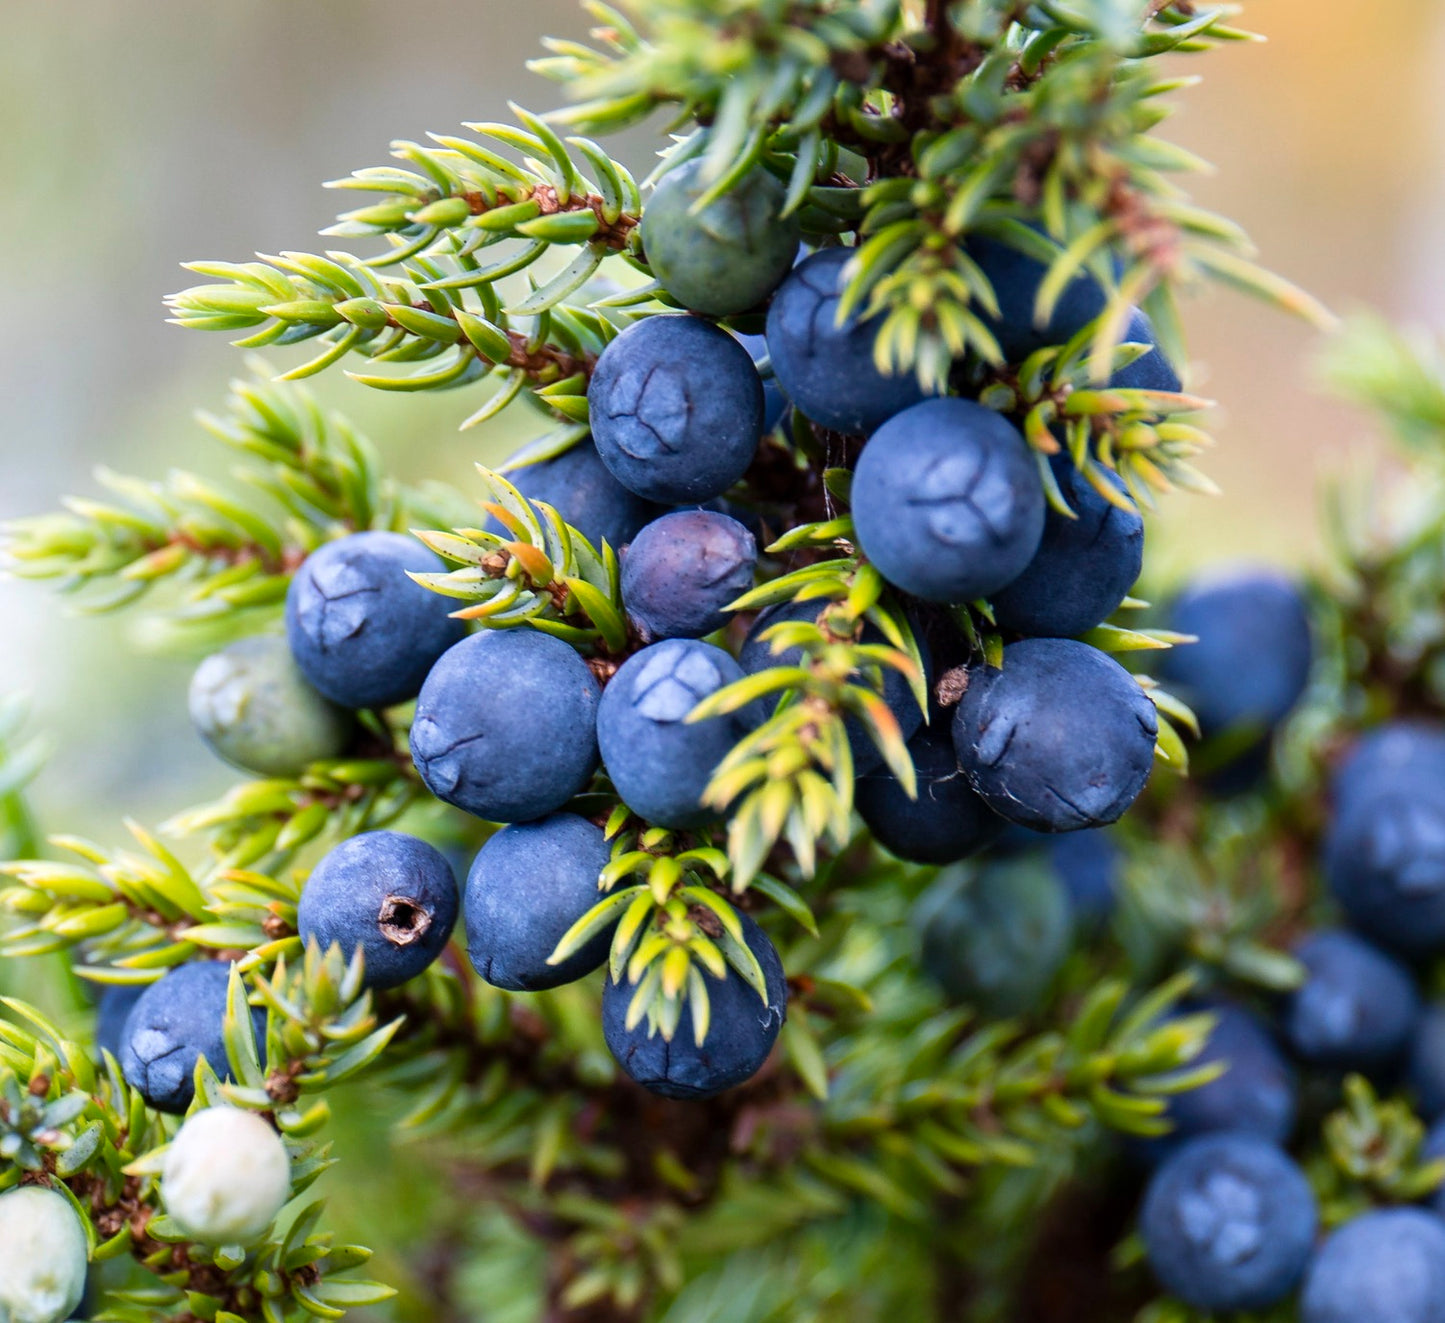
left=1109, top=609, right=1445, bottom=1322
left=181, top=513, right=786, bottom=1099
left=131, top=159, right=1194, bottom=1113
left=1134, top=894, right=1445, bottom=1323
left=872, top=561, right=1442, bottom=1321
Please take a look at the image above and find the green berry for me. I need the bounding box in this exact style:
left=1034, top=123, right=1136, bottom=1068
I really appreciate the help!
left=189, top=636, right=355, bottom=778
left=642, top=159, right=800, bottom=316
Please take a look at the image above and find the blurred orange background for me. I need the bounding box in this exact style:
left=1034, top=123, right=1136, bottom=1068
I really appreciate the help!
left=0, top=0, right=1439, bottom=821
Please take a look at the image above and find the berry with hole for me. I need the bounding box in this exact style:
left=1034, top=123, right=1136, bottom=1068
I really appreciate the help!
left=297, top=831, right=459, bottom=989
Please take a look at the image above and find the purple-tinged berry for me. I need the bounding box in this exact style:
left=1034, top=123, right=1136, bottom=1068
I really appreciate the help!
left=989, top=457, right=1143, bottom=639
left=1301, top=1209, right=1445, bottom=1323
left=589, top=315, right=763, bottom=504
left=855, top=725, right=1005, bottom=865
left=119, top=962, right=265, bottom=1115
left=965, top=228, right=1111, bottom=362
left=1146, top=1003, right=1297, bottom=1159
left=621, top=509, right=756, bottom=642
left=602, top=909, right=787, bottom=1100
left=1142, top=1131, right=1316, bottom=1312
left=1109, top=307, right=1182, bottom=393
left=1284, top=929, right=1419, bottom=1071
left=952, top=638, right=1157, bottom=832
left=765, top=249, right=932, bottom=435
left=596, top=639, right=761, bottom=830
left=496, top=440, right=663, bottom=551
left=739, top=599, right=930, bottom=776
left=1159, top=567, right=1313, bottom=741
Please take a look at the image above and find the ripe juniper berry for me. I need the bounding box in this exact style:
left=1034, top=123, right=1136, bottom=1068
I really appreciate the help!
left=952, top=638, right=1158, bottom=832
left=765, top=249, right=933, bottom=434
left=466, top=813, right=616, bottom=991
left=852, top=398, right=1045, bottom=605
left=603, top=908, right=787, bottom=1100
left=589, top=315, right=763, bottom=504
left=297, top=831, right=459, bottom=989
left=411, top=630, right=601, bottom=824
left=285, top=530, right=465, bottom=710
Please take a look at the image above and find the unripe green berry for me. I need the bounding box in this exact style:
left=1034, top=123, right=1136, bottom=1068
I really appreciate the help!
left=0, top=1186, right=88, bottom=1323
left=162, top=1107, right=291, bottom=1245
left=641, top=158, right=800, bottom=316
left=189, top=636, right=355, bottom=778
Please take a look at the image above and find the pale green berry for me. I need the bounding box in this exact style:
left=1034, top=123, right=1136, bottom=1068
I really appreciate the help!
left=162, top=1107, right=291, bottom=1245
left=189, top=636, right=355, bottom=778
left=0, top=1186, right=88, bottom=1323
left=641, top=158, right=800, bottom=316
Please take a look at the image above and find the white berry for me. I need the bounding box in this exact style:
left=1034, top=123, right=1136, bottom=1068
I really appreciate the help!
left=0, top=1186, right=88, bottom=1323
left=162, top=1107, right=291, bottom=1245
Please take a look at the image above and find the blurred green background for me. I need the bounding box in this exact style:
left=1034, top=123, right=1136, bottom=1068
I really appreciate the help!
left=0, top=0, right=1439, bottom=1310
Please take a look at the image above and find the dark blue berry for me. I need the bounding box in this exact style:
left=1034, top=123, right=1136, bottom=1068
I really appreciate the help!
left=989, top=457, right=1143, bottom=638
left=596, top=639, right=761, bottom=829
left=589, top=315, right=763, bottom=504
left=855, top=725, right=1004, bottom=865
left=119, top=963, right=265, bottom=1115
left=96, top=984, right=145, bottom=1061
left=621, top=510, right=757, bottom=642
left=285, top=531, right=466, bottom=710
left=1410, top=1003, right=1445, bottom=1120
left=189, top=636, right=355, bottom=778
left=1109, top=308, right=1182, bottom=393
left=497, top=440, right=662, bottom=551
left=765, top=249, right=932, bottom=435
left=1302, top=1209, right=1445, bottom=1323
left=1333, top=722, right=1445, bottom=810
left=1141, top=1131, right=1317, bottom=1313
left=1150, top=1003, right=1297, bottom=1156
left=297, top=831, right=459, bottom=989
left=952, top=638, right=1158, bottom=832
left=411, top=630, right=601, bottom=824
left=918, top=855, right=1074, bottom=1016
left=853, top=398, right=1045, bottom=604
left=1421, top=1120, right=1445, bottom=1214
left=976, top=823, right=1120, bottom=924
left=734, top=332, right=790, bottom=433
left=1158, top=568, right=1313, bottom=740
left=602, top=908, right=787, bottom=1099
left=965, top=229, right=1111, bottom=362
left=1325, top=785, right=1445, bottom=956
left=465, top=813, right=615, bottom=991
left=642, top=159, right=801, bottom=317
left=1284, top=929, right=1419, bottom=1071
left=738, top=599, right=930, bottom=776
left=1047, top=828, right=1121, bottom=927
